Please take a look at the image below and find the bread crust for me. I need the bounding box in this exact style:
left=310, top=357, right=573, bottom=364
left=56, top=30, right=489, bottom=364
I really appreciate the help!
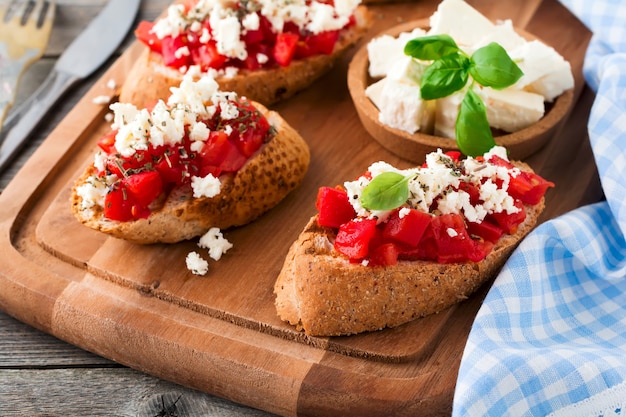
left=119, top=6, right=371, bottom=109
left=71, top=103, right=310, bottom=244
left=274, top=165, right=545, bottom=337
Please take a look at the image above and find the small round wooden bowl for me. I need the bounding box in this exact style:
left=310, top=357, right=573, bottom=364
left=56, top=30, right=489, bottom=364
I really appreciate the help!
left=347, top=19, right=574, bottom=163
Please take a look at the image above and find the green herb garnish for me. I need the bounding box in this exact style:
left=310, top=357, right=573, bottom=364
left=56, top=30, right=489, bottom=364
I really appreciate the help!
left=360, top=171, right=416, bottom=211
left=404, top=35, right=523, bottom=156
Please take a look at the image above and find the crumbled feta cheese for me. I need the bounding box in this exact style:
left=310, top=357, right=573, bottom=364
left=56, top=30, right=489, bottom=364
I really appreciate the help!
left=242, top=12, right=260, bottom=31
left=198, top=227, right=233, bottom=261
left=398, top=207, right=411, bottom=219
left=148, top=0, right=361, bottom=70
left=191, top=174, right=221, bottom=198
left=446, top=227, right=458, bottom=238
left=346, top=147, right=522, bottom=224
left=175, top=46, right=190, bottom=59
left=92, top=95, right=111, bottom=105
left=75, top=175, right=110, bottom=211
left=186, top=251, right=209, bottom=275
left=256, top=53, right=269, bottom=64
left=189, top=121, right=210, bottom=142
left=106, top=78, right=117, bottom=90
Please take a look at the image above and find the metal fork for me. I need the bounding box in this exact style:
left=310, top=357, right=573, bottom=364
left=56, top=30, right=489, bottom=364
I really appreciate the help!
left=0, top=0, right=55, bottom=129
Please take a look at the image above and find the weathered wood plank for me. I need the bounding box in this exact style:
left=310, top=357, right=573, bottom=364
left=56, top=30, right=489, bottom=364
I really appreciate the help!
left=0, top=310, right=114, bottom=367
left=0, top=368, right=277, bottom=416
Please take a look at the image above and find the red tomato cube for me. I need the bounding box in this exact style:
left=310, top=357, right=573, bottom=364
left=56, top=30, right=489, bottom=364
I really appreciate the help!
left=316, top=187, right=356, bottom=229
left=334, top=219, right=377, bottom=261
left=383, top=208, right=431, bottom=247
left=273, top=33, right=299, bottom=67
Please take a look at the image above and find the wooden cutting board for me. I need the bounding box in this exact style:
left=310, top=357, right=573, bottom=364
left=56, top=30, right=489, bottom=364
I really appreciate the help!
left=0, top=1, right=599, bottom=415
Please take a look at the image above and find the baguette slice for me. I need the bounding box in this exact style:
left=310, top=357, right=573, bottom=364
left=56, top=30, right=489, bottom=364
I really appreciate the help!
left=274, top=163, right=545, bottom=337
left=71, top=103, right=310, bottom=244
left=119, top=6, right=371, bottom=109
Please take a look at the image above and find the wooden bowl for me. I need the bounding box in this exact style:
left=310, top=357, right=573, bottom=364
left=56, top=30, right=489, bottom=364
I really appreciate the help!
left=347, top=19, right=574, bottom=163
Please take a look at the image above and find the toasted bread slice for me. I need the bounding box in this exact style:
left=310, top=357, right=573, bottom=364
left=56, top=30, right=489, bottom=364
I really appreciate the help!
left=71, top=104, right=310, bottom=244
left=119, top=6, right=371, bottom=109
left=274, top=164, right=545, bottom=337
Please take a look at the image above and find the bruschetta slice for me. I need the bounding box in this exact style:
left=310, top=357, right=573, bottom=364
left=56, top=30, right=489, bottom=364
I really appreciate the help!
left=274, top=147, right=552, bottom=336
left=72, top=69, right=310, bottom=244
left=120, top=0, right=371, bottom=108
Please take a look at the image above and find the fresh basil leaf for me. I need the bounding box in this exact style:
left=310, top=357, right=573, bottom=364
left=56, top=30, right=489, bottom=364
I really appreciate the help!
left=404, top=34, right=460, bottom=61
left=456, top=89, right=496, bottom=157
left=361, top=172, right=413, bottom=211
left=469, top=42, right=524, bottom=89
left=420, top=54, right=471, bottom=100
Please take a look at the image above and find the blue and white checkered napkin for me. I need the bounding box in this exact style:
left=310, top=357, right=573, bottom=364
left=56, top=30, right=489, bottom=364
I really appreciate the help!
left=452, top=1, right=626, bottom=416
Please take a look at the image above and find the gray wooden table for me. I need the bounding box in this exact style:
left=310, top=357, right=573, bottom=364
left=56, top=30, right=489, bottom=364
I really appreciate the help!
left=0, top=1, right=276, bottom=415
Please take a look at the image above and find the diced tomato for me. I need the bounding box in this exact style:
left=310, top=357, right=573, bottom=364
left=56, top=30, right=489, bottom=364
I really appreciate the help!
left=445, top=150, right=462, bottom=162
left=231, top=102, right=271, bottom=156
left=334, top=219, right=377, bottom=261
left=103, top=185, right=134, bottom=222
left=488, top=200, right=526, bottom=234
left=431, top=213, right=474, bottom=263
left=282, top=22, right=301, bottom=35
left=124, top=171, right=163, bottom=208
left=296, top=30, right=339, bottom=58
left=467, top=219, right=503, bottom=243
left=369, top=242, right=400, bottom=266
left=97, top=130, right=117, bottom=155
left=457, top=181, right=481, bottom=205
left=258, top=16, right=277, bottom=45
left=199, top=130, right=248, bottom=173
left=466, top=239, right=494, bottom=262
left=191, top=42, right=227, bottom=70
left=383, top=208, right=431, bottom=247
left=488, top=154, right=515, bottom=170
left=316, top=187, right=356, bottom=229
left=273, top=33, right=299, bottom=67
left=135, top=21, right=162, bottom=53
left=243, top=26, right=265, bottom=45
left=161, top=35, right=191, bottom=69
left=413, top=224, right=438, bottom=261
left=155, top=149, right=186, bottom=185
left=508, top=171, right=555, bottom=205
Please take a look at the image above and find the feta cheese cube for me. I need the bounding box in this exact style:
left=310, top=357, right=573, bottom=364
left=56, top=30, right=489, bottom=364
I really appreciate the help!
left=474, top=19, right=526, bottom=52
left=386, top=56, right=427, bottom=84
left=377, top=79, right=428, bottom=134
left=478, top=86, right=545, bottom=132
left=367, top=28, right=427, bottom=78
left=365, top=78, right=386, bottom=110
left=429, top=0, right=495, bottom=47
left=510, top=40, right=574, bottom=102
left=434, top=91, right=465, bottom=139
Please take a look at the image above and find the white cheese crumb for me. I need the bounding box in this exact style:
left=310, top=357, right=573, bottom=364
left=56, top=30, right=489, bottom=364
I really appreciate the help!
left=191, top=174, right=221, bottom=198
left=175, top=46, right=191, bottom=59
left=446, top=227, right=458, bottom=237
left=198, top=227, right=233, bottom=261
left=92, top=95, right=111, bottom=105
left=189, top=121, right=210, bottom=142
left=106, top=78, right=117, bottom=90
left=104, top=112, right=113, bottom=122
left=256, top=53, right=269, bottom=64
left=398, top=207, right=411, bottom=219
left=186, top=251, right=209, bottom=275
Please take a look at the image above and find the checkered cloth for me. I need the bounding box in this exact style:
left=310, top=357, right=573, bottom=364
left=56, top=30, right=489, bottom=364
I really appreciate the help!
left=452, top=1, right=626, bottom=416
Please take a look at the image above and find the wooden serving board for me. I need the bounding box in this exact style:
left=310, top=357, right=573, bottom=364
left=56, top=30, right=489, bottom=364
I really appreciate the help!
left=0, top=1, right=600, bottom=415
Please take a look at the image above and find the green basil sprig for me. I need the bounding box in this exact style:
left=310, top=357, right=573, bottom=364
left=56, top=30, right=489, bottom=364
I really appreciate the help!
left=360, top=171, right=416, bottom=211
left=404, top=35, right=523, bottom=156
